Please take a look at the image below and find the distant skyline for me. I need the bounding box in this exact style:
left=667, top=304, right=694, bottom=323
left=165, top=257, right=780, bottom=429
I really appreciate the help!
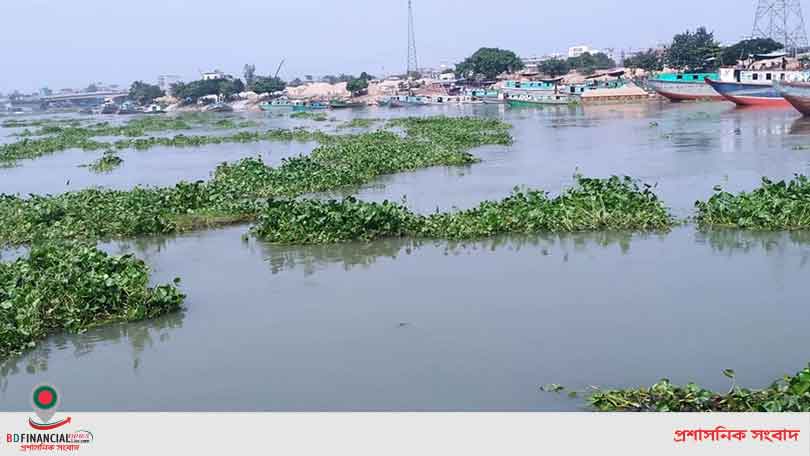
left=0, top=0, right=776, bottom=93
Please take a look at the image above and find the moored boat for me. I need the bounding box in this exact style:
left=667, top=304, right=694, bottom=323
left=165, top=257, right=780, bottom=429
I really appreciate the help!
left=705, top=78, right=791, bottom=107
left=204, top=102, right=234, bottom=113
left=117, top=101, right=139, bottom=115
left=647, top=72, right=723, bottom=101
left=260, top=99, right=300, bottom=110
left=144, top=104, right=166, bottom=114
left=704, top=68, right=804, bottom=107
left=100, top=103, right=118, bottom=115
left=506, top=92, right=576, bottom=106
left=292, top=101, right=329, bottom=111
left=377, top=95, right=428, bottom=107
left=774, top=80, right=810, bottom=116
left=329, top=99, right=365, bottom=109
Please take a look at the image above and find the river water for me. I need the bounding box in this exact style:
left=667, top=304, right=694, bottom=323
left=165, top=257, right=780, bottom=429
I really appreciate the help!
left=2, top=102, right=810, bottom=411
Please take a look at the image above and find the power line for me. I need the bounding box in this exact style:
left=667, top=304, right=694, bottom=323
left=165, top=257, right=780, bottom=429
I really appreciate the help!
left=752, top=0, right=809, bottom=52
left=407, top=0, right=419, bottom=77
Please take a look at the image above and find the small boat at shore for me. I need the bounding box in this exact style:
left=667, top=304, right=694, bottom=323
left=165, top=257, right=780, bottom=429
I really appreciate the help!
left=506, top=92, right=576, bottom=106
left=100, top=103, right=118, bottom=115
left=144, top=104, right=166, bottom=114
left=647, top=72, right=723, bottom=101
left=292, top=101, right=329, bottom=111
left=774, top=80, right=810, bottom=116
left=377, top=95, right=428, bottom=107
left=204, top=102, right=234, bottom=113
left=260, top=99, right=301, bottom=110
left=329, top=100, right=365, bottom=109
left=117, top=101, right=139, bottom=115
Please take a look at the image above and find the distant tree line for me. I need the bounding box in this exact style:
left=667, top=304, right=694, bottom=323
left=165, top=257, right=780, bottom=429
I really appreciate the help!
left=456, top=48, right=525, bottom=81
left=538, top=52, right=617, bottom=77
left=622, top=27, right=784, bottom=72
left=128, top=81, right=165, bottom=105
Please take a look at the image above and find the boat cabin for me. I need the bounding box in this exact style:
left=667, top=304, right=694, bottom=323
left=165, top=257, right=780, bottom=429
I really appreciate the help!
left=652, top=72, right=718, bottom=83
left=718, top=67, right=803, bottom=84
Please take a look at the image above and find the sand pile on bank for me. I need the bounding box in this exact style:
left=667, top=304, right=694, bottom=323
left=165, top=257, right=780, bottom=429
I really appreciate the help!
left=287, top=82, right=350, bottom=99
left=581, top=82, right=649, bottom=100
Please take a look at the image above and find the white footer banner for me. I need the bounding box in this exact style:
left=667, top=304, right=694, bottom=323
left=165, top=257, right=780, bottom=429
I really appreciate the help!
left=0, top=413, right=808, bottom=455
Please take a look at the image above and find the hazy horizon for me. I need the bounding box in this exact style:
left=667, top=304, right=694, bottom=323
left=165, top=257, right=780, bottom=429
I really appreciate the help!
left=1, top=0, right=769, bottom=93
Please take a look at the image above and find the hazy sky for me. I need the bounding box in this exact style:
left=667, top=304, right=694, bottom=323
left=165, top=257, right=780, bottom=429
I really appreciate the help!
left=2, top=0, right=761, bottom=93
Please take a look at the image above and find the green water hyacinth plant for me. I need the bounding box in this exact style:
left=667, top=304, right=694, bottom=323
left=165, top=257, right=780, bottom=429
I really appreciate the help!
left=290, top=111, right=328, bottom=121
left=0, top=117, right=513, bottom=245
left=695, top=176, right=810, bottom=229
left=419, top=177, right=673, bottom=239
left=583, top=365, right=810, bottom=412
left=253, top=197, right=421, bottom=244
left=338, top=118, right=380, bottom=129
left=251, top=176, right=673, bottom=244
left=0, top=241, right=185, bottom=359
left=388, top=116, right=513, bottom=149
left=84, top=153, right=124, bottom=173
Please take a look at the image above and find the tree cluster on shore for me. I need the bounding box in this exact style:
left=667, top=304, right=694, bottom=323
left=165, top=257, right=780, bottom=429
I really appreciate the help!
left=623, top=27, right=784, bottom=72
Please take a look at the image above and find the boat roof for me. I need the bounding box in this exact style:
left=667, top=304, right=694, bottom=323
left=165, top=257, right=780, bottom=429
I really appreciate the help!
left=585, top=69, right=625, bottom=79
left=538, top=77, right=565, bottom=83
left=754, top=51, right=788, bottom=59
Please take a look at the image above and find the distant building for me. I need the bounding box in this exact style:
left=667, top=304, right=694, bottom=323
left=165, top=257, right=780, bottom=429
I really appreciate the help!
left=521, top=54, right=566, bottom=75
left=569, top=45, right=596, bottom=58
left=421, top=67, right=457, bottom=81
left=201, top=70, right=227, bottom=81
left=158, top=75, right=182, bottom=94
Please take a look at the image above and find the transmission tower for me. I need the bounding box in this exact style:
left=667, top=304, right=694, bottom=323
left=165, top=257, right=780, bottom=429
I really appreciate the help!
left=407, top=0, right=419, bottom=78
left=751, top=0, right=809, bottom=52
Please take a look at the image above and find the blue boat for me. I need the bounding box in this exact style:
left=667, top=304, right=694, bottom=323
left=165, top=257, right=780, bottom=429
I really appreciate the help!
left=705, top=67, right=804, bottom=107
left=292, top=101, right=330, bottom=111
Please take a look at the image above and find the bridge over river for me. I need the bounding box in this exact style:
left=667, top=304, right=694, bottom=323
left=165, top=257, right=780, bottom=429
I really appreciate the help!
left=42, top=91, right=128, bottom=105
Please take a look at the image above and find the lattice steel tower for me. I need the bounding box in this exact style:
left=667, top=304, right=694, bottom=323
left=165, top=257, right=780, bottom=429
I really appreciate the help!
left=407, top=0, right=419, bottom=78
left=752, top=0, right=809, bottom=51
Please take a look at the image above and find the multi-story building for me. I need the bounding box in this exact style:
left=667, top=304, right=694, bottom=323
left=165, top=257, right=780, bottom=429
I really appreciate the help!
left=568, top=45, right=596, bottom=58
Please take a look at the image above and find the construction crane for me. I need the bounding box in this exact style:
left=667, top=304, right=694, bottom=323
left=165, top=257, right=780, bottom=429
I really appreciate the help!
left=274, top=59, right=286, bottom=79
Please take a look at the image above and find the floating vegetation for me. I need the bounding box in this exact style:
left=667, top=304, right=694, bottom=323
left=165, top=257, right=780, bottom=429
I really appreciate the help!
left=0, top=130, right=109, bottom=162
left=0, top=117, right=513, bottom=244
left=111, top=129, right=327, bottom=151
left=0, top=114, right=267, bottom=162
left=0, top=241, right=185, bottom=359
left=418, top=177, right=674, bottom=239
left=388, top=116, right=513, bottom=149
left=338, top=118, right=380, bottom=129
left=19, top=117, right=194, bottom=138
left=0, top=128, right=325, bottom=162
left=1, top=118, right=84, bottom=129
left=84, top=153, right=124, bottom=173
left=290, top=111, right=328, bottom=121
left=573, top=365, right=810, bottom=412
left=251, top=177, right=674, bottom=244
left=695, top=176, right=810, bottom=229
left=253, top=198, right=420, bottom=244
left=211, top=118, right=259, bottom=129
